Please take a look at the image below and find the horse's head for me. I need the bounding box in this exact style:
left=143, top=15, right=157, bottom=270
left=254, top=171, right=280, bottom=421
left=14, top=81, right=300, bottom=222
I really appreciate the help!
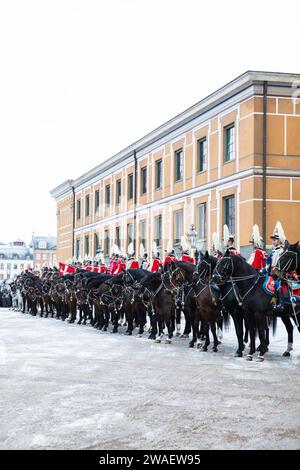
left=192, top=251, right=217, bottom=284
left=273, top=240, right=299, bottom=279
left=211, top=250, right=233, bottom=284
left=170, top=266, right=186, bottom=288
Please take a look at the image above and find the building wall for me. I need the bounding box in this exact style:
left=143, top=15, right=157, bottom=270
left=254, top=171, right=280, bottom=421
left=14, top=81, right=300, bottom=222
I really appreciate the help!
left=54, top=91, right=300, bottom=263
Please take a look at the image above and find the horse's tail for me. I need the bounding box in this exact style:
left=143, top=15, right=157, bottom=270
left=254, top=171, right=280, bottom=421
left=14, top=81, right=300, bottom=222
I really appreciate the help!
left=222, top=308, right=231, bottom=331
left=269, top=315, right=277, bottom=336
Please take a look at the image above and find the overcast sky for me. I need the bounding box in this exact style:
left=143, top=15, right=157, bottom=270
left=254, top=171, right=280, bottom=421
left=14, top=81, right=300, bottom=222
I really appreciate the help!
left=0, top=0, right=299, bottom=244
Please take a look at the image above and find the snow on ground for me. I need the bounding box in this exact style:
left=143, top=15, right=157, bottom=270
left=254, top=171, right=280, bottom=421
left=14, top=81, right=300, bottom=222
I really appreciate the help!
left=0, top=307, right=299, bottom=450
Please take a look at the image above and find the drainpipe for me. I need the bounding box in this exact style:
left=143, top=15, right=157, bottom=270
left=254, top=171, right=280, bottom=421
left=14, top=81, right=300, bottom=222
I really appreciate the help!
left=133, top=150, right=138, bottom=255
left=262, top=81, right=267, bottom=248
left=71, top=185, right=75, bottom=258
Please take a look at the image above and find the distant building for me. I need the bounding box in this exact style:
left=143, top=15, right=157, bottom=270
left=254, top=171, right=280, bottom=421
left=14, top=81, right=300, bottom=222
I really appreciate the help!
left=31, top=235, right=57, bottom=270
left=0, top=240, right=33, bottom=280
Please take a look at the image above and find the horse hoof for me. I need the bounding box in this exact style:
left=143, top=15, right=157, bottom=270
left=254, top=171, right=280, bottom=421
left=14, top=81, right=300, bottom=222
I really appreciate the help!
left=175, top=332, right=181, bottom=337
left=164, top=339, right=172, bottom=344
left=189, top=342, right=194, bottom=348
left=181, top=334, right=189, bottom=339
left=246, top=355, right=253, bottom=361
left=213, top=348, right=218, bottom=352
left=234, top=351, right=243, bottom=358
left=201, top=347, right=208, bottom=352
left=256, top=356, right=265, bottom=363
left=154, top=339, right=161, bottom=343
left=282, top=351, right=291, bottom=357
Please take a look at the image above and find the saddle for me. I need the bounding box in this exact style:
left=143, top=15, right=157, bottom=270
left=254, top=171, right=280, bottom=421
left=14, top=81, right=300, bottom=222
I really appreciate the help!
left=263, top=275, right=300, bottom=304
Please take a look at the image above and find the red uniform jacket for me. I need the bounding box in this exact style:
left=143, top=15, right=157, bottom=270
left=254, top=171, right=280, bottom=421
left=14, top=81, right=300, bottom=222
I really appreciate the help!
left=181, top=255, right=195, bottom=264
left=252, top=248, right=268, bottom=270
left=151, top=258, right=163, bottom=272
left=127, top=259, right=139, bottom=269
left=114, top=262, right=126, bottom=275
left=99, top=266, right=107, bottom=274
left=86, top=266, right=92, bottom=271
left=164, top=255, right=178, bottom=267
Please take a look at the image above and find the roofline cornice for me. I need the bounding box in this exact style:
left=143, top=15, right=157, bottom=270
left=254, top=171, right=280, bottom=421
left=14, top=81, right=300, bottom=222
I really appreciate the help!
left=50, top=71, right=300, bottom=200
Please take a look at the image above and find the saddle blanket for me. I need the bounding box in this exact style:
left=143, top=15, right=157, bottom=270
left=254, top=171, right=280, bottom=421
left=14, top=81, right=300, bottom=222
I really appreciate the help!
left=263, top=276, right=300, bottom=303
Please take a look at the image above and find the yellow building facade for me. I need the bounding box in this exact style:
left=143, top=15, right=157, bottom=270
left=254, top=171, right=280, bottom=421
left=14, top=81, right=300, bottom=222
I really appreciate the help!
left=51, top=71, right=300, bottom=263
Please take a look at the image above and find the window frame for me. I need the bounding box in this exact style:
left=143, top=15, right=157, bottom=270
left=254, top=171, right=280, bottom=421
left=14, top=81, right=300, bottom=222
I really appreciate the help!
left=116, top=179, right=121, bottom=205
left=197, top=138, right=207, bottom=173
left=128, top=173, right=133, bottom=200
left=224, top=124, right=235, bottom=163
left=141, top=167, right=147, bottom=195
left=223, top=195, right=235, bottom=235
left=174, top=149, right=183, bottom=182
left=94, top=189, right=100, bottom=213
left=76, top=199, right=81, bottom=220
left=155, top=159, right=162, bottom=190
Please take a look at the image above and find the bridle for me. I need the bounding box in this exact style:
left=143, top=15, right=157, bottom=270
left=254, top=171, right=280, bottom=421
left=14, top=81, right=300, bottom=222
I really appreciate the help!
left=276, top=250, right=298, bottom=274
left=213, top=256, right=260, bottom=306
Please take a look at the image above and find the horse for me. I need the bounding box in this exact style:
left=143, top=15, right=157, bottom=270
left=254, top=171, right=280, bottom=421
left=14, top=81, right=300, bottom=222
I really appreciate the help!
left=138, top=270, right=176, bottom=343
left=212, top=250, right=295, bottom=361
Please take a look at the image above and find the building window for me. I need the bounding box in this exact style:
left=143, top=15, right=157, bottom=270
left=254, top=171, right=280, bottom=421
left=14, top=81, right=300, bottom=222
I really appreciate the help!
left=154, top=215, right=162, bottom=250
left=175, top=149, right=183, bottom=182
left=139, top=219, right=146, bottom=250
left=13, top=264, right=18, bottom=270
left=94, top=233, right=99, bottom=257
left=223, top=195, right=235, bottom=235
left=155, top=159, right=162, bottom=189
left=76, top=199, right=81, bottom=220
left=85, top=195, right=90, bottom=217
left=84, top=235, right=90, bottom=256
left=128, top=173, right=133, bottom=200
left=141, top=167, right=147, bottom=195
left=174, top=209, right=183, bottom=245
left=104, top=230, right=110, bottom=256
left=127, top=223, right=134, bottom=246
left=115, top=226, right=120, bottom=248
left=197, top=138, right=207, bottom=172
left=0, top=263, right=4, bottom=269
left=116, top=179, right=121, bottom=205
left=76, top=239, right=80, bottom=259
left=38, top=241, right=47, bottom=249
left=224, top=124, right=235, bottom=162
left=95, top=190, right=100, bottom=213
left=196, top=203, right=206, bottom=244
left=105, top=185, right=111, bottom=206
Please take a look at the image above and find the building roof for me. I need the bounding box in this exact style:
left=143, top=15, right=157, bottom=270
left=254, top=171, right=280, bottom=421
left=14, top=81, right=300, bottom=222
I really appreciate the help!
left=32, top=236, right=57, bottom=250
left=50, top=70, right=300, bottom=199
left=0, top=241, right=33, bottom=260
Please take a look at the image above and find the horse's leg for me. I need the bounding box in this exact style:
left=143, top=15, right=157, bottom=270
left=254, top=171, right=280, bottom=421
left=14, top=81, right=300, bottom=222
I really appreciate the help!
left=210, top=322, right=219, bottom=352
left=149, top=314, right=157, bottom=340
left=189, top=315, right=198, bottom=348
left=243, top=317, right=249, bottom=343
left=175, top=303, right=181, bottom=336
left=281, top=316, right=294, bottom=357
left=231, top=311, right=245, bottom=357
left=164, top=319, right=173, bottom=344
left=201, top=322, right=210, bottom=352
left=252, top=312, right=268, bottom=362
left=182, top=310, right=191, bottom=337
left=156, top=317, right=164, bottom=343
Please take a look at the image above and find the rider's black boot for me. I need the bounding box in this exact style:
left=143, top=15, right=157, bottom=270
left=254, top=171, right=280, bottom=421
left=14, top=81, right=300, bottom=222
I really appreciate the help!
left=273, top=287, right=285, bottom=313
